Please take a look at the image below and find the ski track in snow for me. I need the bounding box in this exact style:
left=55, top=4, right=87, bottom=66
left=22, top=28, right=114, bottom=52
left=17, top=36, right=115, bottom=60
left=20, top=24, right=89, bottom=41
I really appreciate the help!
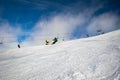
left=0, top=30, right=120, bottom=80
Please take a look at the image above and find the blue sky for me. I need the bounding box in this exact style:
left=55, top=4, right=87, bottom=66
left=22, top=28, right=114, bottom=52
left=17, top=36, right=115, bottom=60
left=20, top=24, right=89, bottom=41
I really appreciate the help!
left=0, top=0, right=120, bottom=47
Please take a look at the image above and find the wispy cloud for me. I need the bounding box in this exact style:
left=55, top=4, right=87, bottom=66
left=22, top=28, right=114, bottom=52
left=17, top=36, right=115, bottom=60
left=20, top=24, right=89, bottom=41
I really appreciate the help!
left=0, top=0, right=120, bottom=48
left=0, top=20, right=22, bottom=48
left=17, top=0, right=60, bottom=10
left=87, top=12, right=120, bottom=36
left=21, top=13, right=86, bottom=46
left=17, top=0, right=103, bottom=12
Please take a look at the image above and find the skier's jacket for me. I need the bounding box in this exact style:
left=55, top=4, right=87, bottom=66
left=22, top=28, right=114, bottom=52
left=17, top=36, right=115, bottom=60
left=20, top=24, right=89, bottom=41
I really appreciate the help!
left=18, top=44, right=20, bottom=48
left=45, top=40, right=50, bottom=45
left=52, top=37, right=58, bottom=44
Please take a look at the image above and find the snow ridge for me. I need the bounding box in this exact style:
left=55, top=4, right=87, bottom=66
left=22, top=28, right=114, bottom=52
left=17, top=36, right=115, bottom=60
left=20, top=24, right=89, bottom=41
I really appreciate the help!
left=0, top=30, right=120, bottom=80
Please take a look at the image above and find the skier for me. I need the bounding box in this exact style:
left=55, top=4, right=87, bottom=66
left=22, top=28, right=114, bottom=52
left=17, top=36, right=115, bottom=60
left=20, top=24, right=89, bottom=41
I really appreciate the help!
left=45, top=40, right=50, bottom=45
left=18, top=44, right=20, bottom=48
left=52, top=37, right=58, bottom=44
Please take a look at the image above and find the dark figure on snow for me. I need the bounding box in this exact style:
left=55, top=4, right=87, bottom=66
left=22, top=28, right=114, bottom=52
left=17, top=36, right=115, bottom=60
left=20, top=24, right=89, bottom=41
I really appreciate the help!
left=18, top=44, right=20, bottom=48
left=52, top=37, right=58, bottom=44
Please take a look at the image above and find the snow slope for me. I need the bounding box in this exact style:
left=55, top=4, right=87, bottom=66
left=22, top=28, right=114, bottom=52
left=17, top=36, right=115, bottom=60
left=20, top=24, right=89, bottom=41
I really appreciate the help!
left=0, top=30, right=120, bottom=80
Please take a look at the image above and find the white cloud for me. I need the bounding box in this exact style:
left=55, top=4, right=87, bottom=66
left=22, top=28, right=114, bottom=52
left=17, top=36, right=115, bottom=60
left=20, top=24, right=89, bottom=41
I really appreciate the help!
left=21, top=13, right=86, bottom=46
left=87, top=12, right=120, bottom=36
left=0, top=21, right=22, bottom=48
left=21, top=4, right=106, bottom=46
left=1, top=1, right=120, bottom=48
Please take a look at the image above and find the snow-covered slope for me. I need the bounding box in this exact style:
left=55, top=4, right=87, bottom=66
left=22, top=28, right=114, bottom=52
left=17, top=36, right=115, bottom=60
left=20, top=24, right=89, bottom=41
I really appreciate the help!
left=0, top=30, right=120, bottom=80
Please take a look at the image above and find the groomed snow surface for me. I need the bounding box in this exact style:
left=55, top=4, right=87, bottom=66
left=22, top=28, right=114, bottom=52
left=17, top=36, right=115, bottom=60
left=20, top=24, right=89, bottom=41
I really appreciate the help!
left=0, top=30, right=120, bottom=80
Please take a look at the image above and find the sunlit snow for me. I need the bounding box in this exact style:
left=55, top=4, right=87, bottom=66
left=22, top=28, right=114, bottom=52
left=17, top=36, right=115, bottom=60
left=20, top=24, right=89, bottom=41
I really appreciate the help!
left=0, top=30, right=120, bottom=80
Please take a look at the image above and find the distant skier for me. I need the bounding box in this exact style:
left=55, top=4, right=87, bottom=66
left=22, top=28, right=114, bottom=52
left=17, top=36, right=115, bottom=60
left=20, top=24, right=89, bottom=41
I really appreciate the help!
left=45, top=40, right=50, bottom=45
left=18, top=44, right=20, bottom=48
left=52, top=37, right=58, bottom=44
